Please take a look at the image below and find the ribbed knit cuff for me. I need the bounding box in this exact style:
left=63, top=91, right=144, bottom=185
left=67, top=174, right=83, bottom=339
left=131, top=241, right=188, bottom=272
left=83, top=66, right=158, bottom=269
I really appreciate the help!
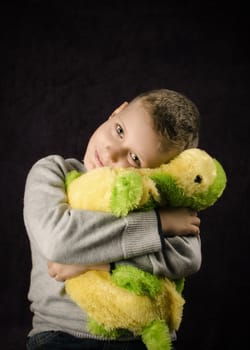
left=155, top=208, right=168, bottom=266
left=122, top=210, right=162, bottom=259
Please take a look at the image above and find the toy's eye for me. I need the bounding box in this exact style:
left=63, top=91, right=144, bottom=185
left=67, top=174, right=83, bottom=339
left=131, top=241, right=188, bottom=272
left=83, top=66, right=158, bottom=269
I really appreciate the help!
left=194, top=175, right=202, bottom=183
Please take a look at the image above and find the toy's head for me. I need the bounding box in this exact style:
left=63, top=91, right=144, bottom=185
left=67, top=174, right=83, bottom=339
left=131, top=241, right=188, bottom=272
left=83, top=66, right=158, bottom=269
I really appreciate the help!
left=66, top=148, right=227, bottom=216
left=149, top=148, right=227, bottom=211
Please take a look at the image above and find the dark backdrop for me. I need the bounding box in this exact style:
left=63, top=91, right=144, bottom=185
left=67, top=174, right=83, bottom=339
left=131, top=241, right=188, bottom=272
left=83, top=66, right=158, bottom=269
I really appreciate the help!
left=1, top=1, right=249, bottom=349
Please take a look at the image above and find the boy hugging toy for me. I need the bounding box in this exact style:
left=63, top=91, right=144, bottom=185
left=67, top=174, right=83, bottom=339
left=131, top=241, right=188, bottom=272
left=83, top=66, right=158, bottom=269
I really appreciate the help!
left=64, top=148, right=227, bottom=350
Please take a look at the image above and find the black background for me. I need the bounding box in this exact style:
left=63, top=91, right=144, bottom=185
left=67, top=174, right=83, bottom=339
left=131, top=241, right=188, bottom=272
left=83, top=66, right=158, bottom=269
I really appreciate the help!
left=1, top=1, right=249, bottom=349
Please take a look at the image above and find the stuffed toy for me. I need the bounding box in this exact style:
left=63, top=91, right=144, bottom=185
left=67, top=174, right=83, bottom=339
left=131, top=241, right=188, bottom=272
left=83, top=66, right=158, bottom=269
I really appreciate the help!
left=64, top=148, right=227, bottom=350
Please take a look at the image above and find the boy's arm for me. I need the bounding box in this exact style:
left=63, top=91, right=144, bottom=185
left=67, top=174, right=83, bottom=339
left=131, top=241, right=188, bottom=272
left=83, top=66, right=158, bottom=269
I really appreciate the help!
left=150, top=208, right=202, bottom=278
left=115, top=235, right=201, bottom=279
left=114, top=207, right=202, bottom=279
left=23, top=155, right=162, bottom=265
left=47, top=261, right=110, bottom=281
left=105, top=207, right=201, bottom=279
left=48, top=234, right=201, bottom=281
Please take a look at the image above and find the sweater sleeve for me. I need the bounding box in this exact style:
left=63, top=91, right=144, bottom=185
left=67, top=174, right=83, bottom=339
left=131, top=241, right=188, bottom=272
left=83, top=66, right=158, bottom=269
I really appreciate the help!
left=23, top=155, right=162, bottom=264
left=148, top=211, right=202, bottom=278
left=115, top=235, right=202, bottom=279
left=114, top=211, right=202, bottom=279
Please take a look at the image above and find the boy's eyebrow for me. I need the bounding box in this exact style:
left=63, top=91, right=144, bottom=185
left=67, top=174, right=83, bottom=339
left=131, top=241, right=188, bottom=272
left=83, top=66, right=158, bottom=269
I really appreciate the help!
left=117, top=115, right=126, bottom=132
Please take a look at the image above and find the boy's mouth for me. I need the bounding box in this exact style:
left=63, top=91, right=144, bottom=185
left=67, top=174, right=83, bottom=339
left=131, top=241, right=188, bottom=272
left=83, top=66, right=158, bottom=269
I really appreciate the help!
left=95, top=150, right=104, bottom=167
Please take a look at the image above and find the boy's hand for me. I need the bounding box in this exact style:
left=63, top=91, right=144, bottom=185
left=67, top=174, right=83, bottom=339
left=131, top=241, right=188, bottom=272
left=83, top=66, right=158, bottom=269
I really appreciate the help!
left=158, top=207, right=200, bottom=236
left=48, top=262, right=110, bottom=282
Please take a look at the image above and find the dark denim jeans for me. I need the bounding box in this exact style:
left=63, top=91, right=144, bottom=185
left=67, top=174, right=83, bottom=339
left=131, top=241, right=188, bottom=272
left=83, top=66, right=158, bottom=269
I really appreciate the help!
left=26, top=331, right=148, bottom=350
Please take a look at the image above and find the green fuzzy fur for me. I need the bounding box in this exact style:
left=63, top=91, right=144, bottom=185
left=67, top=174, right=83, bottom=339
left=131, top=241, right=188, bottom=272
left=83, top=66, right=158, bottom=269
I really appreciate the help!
left=174, top=277, right=185, bottom=294
left=150, top=173, right=183, bottom=207
left=87, top=318, right=130, bottom=339
left=111, top=265, right=162, bottom=298
left=89, top=300, right=174, bottom=350
left=65, top=170, right=82, bottom=190
left=209, top=159, right=227, bottom=204
left=142, top=320, right=172, bottom=350
left=110, top=171, right=144, bottom=216
left=64, top=149, right=227, bottom=350
left=183, top=160, right=227, bottom=211
left=150, top=159, right=227, bottom=211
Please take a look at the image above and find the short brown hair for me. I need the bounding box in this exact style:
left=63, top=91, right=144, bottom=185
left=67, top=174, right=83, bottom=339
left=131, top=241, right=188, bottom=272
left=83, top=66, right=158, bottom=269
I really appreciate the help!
left=133, top=89, right=200, bottom=151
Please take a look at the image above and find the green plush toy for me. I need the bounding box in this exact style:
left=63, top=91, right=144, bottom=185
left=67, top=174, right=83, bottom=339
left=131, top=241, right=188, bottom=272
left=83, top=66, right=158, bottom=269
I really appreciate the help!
left=64, top=148, right=227, bottom=350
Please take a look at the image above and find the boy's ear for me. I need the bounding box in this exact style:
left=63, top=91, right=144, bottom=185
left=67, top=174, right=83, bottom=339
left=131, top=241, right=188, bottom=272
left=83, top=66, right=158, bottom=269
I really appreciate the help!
left=109, top=102, right=128, bottom=119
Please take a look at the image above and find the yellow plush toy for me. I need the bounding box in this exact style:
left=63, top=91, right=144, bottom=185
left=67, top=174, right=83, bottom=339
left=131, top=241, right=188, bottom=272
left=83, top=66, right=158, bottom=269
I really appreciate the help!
left=64, top=148, right=227, bottom=350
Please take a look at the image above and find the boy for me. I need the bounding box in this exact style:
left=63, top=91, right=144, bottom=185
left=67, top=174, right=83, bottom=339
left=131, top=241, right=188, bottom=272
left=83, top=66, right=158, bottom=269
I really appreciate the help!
left=24, top=89, right=201, bottom=349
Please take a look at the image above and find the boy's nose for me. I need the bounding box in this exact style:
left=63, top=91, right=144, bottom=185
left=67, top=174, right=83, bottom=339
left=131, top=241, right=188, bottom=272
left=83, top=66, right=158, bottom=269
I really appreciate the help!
left=106, top=145, right=126, bottom=164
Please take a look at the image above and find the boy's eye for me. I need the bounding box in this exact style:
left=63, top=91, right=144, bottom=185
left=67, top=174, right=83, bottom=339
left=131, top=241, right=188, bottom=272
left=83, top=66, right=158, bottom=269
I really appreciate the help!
left=130, top=153, right=141, bottom=166
left=116, top=124, right=124, bottom=138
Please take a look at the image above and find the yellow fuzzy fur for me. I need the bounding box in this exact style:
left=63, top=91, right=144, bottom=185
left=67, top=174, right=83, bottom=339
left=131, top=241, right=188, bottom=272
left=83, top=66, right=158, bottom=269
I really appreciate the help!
left=67, top=167, right=116, bottom=211
left=65, top=271, right=184, bottom=335
left=67, top=149, right=219, bottom=213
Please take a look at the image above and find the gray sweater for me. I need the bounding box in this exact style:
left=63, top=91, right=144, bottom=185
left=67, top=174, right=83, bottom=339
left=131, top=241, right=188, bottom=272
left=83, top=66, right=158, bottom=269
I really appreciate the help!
left=23, top=155, right=202, bottom=339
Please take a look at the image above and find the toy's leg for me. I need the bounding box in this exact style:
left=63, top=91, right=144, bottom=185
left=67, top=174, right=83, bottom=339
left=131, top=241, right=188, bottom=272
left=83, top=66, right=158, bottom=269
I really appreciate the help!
left=111, top=265, right=161, bottom=298
left=87, top=318, right=125, bottom=339
left=141, top=320, right=172, bottom=350
left=88, top=318, right=133, bottom=340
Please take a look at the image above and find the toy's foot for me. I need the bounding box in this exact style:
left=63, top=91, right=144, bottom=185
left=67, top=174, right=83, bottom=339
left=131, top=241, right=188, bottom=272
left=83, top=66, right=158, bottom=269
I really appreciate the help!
left=141, top=320, right=172, bottom=350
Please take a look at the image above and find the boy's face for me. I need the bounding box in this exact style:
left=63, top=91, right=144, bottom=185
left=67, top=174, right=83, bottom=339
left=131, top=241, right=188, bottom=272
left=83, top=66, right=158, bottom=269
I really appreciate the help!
left=83, top=100, right=179, bottom=170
